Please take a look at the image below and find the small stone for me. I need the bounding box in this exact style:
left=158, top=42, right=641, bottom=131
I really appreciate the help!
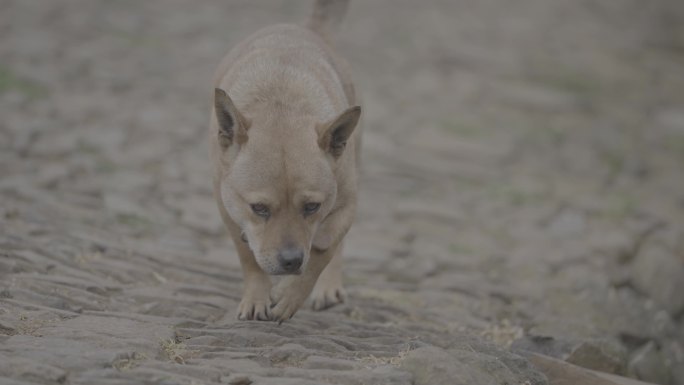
left=400, top=346, right=548, bottom=385
left=657, top=109, right=684, bottom=135
left=386, top=257, right=437, bottom=284
left=512, top=334, right=574, bottom=359
left=525, top=352, right=641, bottom=385
left=631, top=244, right=684, bottom=315
left=302, top=355, right=358, bottom=370
left=0, top=320, right=16, bottom=335
left=268, top=343, right=311, bottom=367
left=673, top=365, right=684, bottom=385
left=547, top=208, right=586, bottom=238
left=227, top=375, right=252, bottom=385
left=400, top=347, right=468, bottom=385
left=565, top=339, right=627, bottom=375
left=627, top=341, right=671, bottom=385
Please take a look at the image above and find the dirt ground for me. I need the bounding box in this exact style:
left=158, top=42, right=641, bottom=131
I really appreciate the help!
left=1, top=1, right=684, bottom=384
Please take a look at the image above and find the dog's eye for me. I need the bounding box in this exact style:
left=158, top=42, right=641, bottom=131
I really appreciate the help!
left=303, top=202, right=321, bottom=216
left=250, top=203, right=270, bottom=218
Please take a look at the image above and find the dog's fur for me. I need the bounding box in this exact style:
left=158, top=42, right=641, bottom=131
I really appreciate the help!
left=210, top=0, right=360, bottom=322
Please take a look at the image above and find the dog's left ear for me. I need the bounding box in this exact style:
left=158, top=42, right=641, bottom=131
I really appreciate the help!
left=318, top=106, right=361, bottom=158
left=215, top=88, right=250, bottom=148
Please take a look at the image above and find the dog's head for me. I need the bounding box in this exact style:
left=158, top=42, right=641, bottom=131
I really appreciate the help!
left=213, top=88, right=360, bottom=275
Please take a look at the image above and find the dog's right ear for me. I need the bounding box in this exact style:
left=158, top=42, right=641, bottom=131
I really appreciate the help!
left=215, top=88, right=250, bottom=148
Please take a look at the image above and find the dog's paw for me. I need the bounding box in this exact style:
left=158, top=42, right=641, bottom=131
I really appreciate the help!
left=237, top=296, right=271, bottom=321
left=268, top=277, right=311, bottom=323
left=237, top=297, right=271, bottom=321
left=310, top=283, right=347, bottom=311
left=237, top=282, right=272, bottom=321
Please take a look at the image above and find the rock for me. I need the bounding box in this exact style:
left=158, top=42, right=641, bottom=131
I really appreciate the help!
left=525, top=352, right=658, bottom=385
left=525, top=352, right=616, bottom=385
left=673, top=365, right=684, bottom=385
left=631, top=243, right=684, bottom=316
left=400, top=346, right=548, bottom=385
left=512, top=334, right=575, bottom=359
left=385, top=256, right=437, bottom=284
left=268, top=343, right=312, bottom=367
left=301, top=355, right=359, bottom=370
left=228, top=375, right=252, bottom=385
left=657, top=109, right=684, bottom=135
left=547, top=208, right=586, bottom=238
left=370, top=364, right=414, bottom=383
left=0, top=355, right=68, bottom=384
left=627, top=342, right=671, bottom=385
left=110, top=351, right=148, bottom=371
left=169, top=193, right=223, bottom=235
left=400, top=347, right=473, bottom=385
left=513, top=335, right=627, bottom=375
left=566, top=339, right=627, bottom=375
left=283, top=365, right=413, bottom=385
left=0, top=320, right=16, bottom=335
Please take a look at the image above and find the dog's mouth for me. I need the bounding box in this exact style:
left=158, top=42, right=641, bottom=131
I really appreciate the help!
left=257, top=260, right=304, bottom=276
left=253, top=251, right=307, bottom=276
left=270, top=268, right=303, bottom=276
left=242, top=230, right=307, bottom=275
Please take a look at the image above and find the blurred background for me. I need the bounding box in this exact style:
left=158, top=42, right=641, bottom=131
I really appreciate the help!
left=1, top=1, right=683, bottom=384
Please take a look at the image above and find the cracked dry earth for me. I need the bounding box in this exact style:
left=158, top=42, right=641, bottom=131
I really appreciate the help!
left=2, top=1, right=684, bottom=384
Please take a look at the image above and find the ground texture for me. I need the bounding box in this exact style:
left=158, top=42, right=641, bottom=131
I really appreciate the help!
left=1, top=1, right=684, bottom=384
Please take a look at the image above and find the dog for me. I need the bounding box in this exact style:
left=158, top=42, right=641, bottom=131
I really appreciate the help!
left=210, top=0, right=361, bottom=323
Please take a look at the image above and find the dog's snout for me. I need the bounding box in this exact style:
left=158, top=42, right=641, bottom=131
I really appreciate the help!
left=277, top=248, right=304, bottom=273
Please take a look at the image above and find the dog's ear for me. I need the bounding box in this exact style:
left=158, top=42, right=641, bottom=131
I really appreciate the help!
left=318, top=106, right=361, bottom=158
left=215, top=88, right=250, bottom=148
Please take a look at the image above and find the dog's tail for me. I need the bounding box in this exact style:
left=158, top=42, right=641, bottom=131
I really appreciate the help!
left=307, top=0, right=350, bottom=40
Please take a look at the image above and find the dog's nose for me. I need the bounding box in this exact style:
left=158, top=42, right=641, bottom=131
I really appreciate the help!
left=277, top=248, right=304, bottom=273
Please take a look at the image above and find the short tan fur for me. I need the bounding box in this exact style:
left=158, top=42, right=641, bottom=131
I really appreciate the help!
left=210, top=0, right=360, bottom=322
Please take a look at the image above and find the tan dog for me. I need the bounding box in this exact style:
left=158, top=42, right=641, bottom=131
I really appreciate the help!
left=210, top=0, right=360, bottom=323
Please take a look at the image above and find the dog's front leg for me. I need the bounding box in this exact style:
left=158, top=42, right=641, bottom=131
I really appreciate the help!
left=309, top=199, right=356, bottom=311
left=232, top=232, right=273, bottom=321
left=268, top=244, right=338, bottom=323
left=311, top=243, right=347, bottom=310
